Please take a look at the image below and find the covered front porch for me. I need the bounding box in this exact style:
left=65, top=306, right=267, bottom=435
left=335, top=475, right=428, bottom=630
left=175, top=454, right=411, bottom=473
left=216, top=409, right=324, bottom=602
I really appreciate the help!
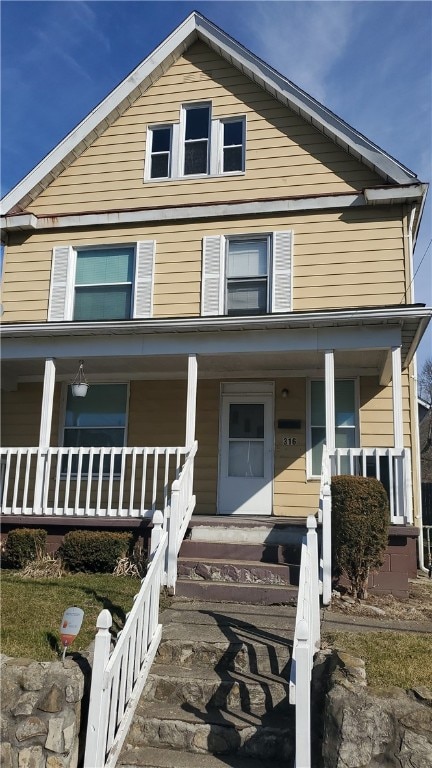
left=0, top=307, right=428, bottom=529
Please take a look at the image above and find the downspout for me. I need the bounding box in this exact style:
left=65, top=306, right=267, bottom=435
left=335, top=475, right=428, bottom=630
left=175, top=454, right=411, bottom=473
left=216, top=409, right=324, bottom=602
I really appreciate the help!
left=407, top=205, right=428, bottom=573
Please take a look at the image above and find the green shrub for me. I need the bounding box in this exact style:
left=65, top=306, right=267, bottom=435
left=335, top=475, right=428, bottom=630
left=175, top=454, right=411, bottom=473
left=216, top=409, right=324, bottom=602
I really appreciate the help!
left=2, top=528, right=47, bottom=569
left=60, top=531, right=132, bottom=573
left=331, top=475, right=389, bottom=599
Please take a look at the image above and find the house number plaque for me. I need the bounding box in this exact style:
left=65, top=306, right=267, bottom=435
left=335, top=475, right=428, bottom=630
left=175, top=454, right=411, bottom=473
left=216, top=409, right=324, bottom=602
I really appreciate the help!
left=282, top=436, right=297, bottom=446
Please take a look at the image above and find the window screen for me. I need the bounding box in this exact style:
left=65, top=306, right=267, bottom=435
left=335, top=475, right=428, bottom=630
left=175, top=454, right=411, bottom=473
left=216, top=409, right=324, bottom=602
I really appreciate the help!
left=74, top=247, right=134, bottom=321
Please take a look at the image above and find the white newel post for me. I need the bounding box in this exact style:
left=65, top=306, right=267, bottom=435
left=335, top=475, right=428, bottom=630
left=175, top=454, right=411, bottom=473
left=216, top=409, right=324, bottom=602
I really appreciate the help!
left=185, top=354, right=198, bottom=448
left=34, top=358, right=56, bottom=512
left=321, top=482, right=332, bottom=605
left=295, top=619, right=311, bottom=768
left=150, top=510, right=164, bottom=557
left=306, top=515, right=320, bottom=650
left=391, top=346, right=403, bottom=449
left=84, top=608, right=113, bottom=768
left=324, top=350, right=335, bottom=452
left=167, top=480, right=180, bottom=592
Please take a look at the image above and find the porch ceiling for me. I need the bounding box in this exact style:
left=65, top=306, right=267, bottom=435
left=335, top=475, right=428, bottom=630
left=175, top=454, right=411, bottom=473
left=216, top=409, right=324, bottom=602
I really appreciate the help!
left=1, top=349, right=385, bottom=386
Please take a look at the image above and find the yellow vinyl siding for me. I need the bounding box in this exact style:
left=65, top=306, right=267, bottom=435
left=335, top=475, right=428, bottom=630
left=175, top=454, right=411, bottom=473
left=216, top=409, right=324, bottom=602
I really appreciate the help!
left=27, top=41, right=382, bottom=216
left=2, top=207, right=406, bottom=323
left=360, top=374, right=412, bottom=449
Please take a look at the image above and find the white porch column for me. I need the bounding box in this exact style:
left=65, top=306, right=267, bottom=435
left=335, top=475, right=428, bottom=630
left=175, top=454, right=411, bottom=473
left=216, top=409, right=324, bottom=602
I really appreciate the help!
left=391, top=346, right=403, bottom=448
left=34, top=358, right=56, bottom=512
left=185, top=354, right=198, bottom=448
left=324, top=350, right=335, bottom=451
left=39, top=358, right=56, bottom=447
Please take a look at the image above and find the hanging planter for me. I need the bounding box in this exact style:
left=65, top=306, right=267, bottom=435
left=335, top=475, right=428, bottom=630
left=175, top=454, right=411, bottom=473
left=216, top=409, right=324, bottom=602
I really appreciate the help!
left=71, top=361, right=89, bottom=398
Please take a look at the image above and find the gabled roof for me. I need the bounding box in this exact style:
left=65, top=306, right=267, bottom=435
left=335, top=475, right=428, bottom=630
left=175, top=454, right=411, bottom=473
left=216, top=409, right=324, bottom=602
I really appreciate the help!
left=0, top=11, right=420, bottom=216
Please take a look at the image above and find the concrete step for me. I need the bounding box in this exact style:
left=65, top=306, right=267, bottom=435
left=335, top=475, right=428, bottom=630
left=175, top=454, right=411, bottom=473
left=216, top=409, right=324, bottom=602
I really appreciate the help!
left=119, top=744, right=281, bottom=767
left=175, top=578, right=298, bottom=605
left=186, top=516, right=306, bottom=547
left=179, top=538, right=301, bottom=565
left=145, top=662, right=290, bottom=714
left=122, top=700, right=294, bottom=761
left=177, top=557, right=298, bottom=586
left=157, top=605, right=294, bottom=676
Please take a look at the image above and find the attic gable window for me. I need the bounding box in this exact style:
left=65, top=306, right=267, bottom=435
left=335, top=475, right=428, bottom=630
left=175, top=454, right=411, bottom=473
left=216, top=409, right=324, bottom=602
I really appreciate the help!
left=144, top=103, right=246, bottom=181
left=183, top=103, right=210, bottom=175
left=149, top=126, right=172, bottom=179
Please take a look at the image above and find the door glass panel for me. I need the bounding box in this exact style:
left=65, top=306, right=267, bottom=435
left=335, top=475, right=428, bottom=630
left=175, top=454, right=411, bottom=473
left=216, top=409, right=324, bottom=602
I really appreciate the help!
left=228, top=441, right=264, bottom=477
left=229, top=404, right=264, bottom=438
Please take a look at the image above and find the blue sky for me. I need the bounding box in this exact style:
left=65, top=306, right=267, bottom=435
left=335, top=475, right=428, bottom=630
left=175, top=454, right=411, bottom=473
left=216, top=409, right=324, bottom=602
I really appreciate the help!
left=1, top=0, right=431, bottom=367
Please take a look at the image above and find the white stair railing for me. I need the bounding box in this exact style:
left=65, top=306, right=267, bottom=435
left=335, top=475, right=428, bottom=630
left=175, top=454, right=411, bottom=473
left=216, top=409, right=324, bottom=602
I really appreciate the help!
left=84, top=512, right=167, bottom=768
left=289, top=515, right=321, bottom=768
left=318, top=444, right=332, bottom=606
left=166, top=440, right=198, bottom=590
left=83, top=441, right=197, bottom=768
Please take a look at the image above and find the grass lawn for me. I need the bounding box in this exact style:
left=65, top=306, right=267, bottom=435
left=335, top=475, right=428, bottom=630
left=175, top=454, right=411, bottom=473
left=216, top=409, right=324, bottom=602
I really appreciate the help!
left=1, top=570, right=162, bottom=661
left=323, top=630, right=432, bottom=689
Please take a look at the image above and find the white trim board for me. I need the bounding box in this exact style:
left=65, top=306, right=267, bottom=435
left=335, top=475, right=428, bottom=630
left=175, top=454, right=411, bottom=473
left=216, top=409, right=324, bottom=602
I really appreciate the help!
left=0, top=12, right=422, bottom=217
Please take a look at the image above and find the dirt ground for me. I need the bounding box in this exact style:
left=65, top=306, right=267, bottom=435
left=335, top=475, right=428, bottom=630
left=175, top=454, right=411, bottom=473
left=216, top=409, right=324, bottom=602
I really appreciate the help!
left=328, top=572, right=432, bottom=624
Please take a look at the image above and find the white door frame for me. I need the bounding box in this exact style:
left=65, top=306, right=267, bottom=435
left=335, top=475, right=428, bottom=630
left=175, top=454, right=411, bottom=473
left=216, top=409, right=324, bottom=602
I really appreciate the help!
left=217, top=382, right=274, bottom=515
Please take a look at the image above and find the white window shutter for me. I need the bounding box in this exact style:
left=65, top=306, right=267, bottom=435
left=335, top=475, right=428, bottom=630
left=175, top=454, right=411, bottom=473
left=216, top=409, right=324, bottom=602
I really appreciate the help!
left=202, top=236, right=224, bottom=316
left=48, top=246, right=75, bottom=321
left=134, top=241, right=155, bottom=318
left=272, top=230, right=293, bottom=313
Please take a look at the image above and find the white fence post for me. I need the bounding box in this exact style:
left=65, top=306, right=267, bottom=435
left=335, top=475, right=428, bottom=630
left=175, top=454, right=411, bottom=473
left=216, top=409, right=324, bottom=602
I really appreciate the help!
left=306, top=515, right=320, bottom=651
left=321, top=482, right=332, bottom=606
left=150, top=510, right=164, bottom=557
left=167, top=481, right=179, bottom=592
left=84, top=609, right=113, bottom=768
left=294, top=619, right=311, bottom=768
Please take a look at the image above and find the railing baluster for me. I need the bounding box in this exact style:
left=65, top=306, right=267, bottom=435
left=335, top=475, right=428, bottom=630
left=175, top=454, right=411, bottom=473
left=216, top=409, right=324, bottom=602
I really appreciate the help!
left=140, top=448, right=148, bottom=514
left=118, top=449, right=126, bottom=516
left=75, top=448, right=83, bottom=516
left=387, top=449, right=395, bottom=522
left=129, top=448, right=137, bottom=517
left=96, top=449, right=104, bottom=517
left=64, top=448, right=73, bottom=515
left=86, top=449, right=94, bottom=516
left=163, top=449, right=170, bottom=512
left=152, top=450, right=159, bottom=512
left=53, top=450, right=62, bottom=514
left=12, top=449, right=22, bottom=514
left=22, top=449, right=32, bottom=513
left=1, top=451, right=12, bottom=512
left=42, top=449, right=52, bottom=514
left=107, top=448, right=115, bottom=516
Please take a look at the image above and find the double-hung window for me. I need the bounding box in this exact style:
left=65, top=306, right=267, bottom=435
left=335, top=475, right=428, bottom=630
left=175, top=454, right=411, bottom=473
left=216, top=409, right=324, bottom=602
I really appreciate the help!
left=183, top=103, right=211, bottom=176
left=74, top=247, right=134, bottom=321
left=48, top=241, right=155, bottom=322
left=63, top=383, right=128, bottom=473
left=220, top=118, right=245, bottom=173
left=201, top=230, right=293, bottom=317
left=148, top=126, right=172, bottom=180
left=226, top=237, right=269, bottom=316
left=309, top=379, right=357, bottom=476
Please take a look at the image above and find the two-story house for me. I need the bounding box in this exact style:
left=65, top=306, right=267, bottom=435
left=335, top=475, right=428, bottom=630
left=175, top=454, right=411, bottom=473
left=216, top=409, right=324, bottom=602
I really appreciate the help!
left=1, top=13, right=430, bottom=594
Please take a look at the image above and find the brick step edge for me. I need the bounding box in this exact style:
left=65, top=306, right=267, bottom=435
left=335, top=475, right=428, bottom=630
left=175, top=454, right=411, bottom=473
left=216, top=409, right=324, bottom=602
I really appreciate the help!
left=175, top=579, right=298, bottom=605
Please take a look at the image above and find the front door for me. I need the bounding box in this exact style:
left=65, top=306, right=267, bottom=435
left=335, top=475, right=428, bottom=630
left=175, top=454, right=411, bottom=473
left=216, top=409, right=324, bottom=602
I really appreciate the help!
left=218, top=393, right=273, bottom=515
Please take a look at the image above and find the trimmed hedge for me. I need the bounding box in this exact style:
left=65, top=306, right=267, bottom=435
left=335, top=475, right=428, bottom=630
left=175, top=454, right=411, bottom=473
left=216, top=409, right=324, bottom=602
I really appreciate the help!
left=59, top=530, right=132, bottom=573
left=2, top=528, right=47, bottom=569
left=331, top=475, right=389, bottom=599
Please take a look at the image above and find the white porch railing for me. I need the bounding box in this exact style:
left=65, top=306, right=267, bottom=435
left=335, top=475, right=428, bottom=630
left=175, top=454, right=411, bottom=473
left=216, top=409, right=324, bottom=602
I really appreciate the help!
left=329, top=447, right=413, bottom=525
left=289, top=515, right=321, bottom=768
left=84, top=515, right=167, bottom=768
left=82, top=441, right=198, bottom=768
left=166, top=440, right=198, bottom=590
left=0, top=446, right=187, bottom=518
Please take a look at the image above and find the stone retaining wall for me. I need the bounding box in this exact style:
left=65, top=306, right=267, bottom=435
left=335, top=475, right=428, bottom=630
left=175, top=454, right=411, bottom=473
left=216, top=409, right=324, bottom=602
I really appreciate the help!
left=0, top=654, right=88, bottom=768
left=322, top=650, right=432, bottom=767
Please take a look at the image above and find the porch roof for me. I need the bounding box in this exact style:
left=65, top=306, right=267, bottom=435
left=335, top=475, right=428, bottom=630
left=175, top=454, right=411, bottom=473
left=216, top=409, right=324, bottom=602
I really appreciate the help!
left=1, top=305, right=430, bottom=371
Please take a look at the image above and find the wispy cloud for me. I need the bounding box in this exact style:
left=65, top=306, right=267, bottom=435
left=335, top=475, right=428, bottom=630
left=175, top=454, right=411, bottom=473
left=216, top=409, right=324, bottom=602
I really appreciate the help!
left=241, top=1, right=359, bottom=103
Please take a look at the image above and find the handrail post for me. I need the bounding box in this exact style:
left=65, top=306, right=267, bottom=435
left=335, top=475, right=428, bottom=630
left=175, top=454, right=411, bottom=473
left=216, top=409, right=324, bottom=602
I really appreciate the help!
left=84, top=609, right=113, bottom=768
left=322, top=481, right=332, bottom=606
left=295, top=619, right=311, bottom=768
left=306, top=515, right=320, bottom=650
left=167, top=480, right=180, bottom=592
left=150, top=510, right=164, bottom=557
